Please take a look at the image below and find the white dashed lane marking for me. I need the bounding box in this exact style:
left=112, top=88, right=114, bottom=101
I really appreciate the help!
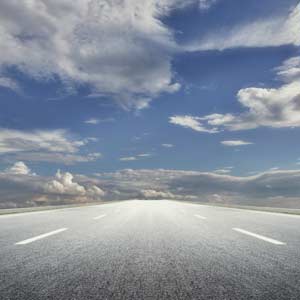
left=233, top=228, right=286, bottom=245
left=15, top=228, right=68, bottom=245
left=194, top=214, right=207, bottom=220
left=93, top=214, right=106, bottom=220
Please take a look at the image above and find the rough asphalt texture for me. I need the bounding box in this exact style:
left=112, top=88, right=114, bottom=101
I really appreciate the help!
left=0, top=200, right=300, bottom=300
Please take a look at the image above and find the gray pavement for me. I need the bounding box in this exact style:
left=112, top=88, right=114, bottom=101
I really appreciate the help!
left=0, top=200, right=300, bottom=300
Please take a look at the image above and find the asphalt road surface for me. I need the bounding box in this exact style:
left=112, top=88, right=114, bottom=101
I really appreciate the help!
left=1, top=200, right=300, bottom=300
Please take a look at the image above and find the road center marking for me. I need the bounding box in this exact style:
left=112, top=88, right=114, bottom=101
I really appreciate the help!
left=233, top=228, right=286, bottom=245
left=15, top=228, right=68, bottom=245
left=194, top=214, right=207, bottom=220
left=93, top=214, right=106, bottom=220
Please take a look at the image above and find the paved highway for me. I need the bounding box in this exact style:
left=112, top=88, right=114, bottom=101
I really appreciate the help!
left=0, top=200, right=300, bottom=300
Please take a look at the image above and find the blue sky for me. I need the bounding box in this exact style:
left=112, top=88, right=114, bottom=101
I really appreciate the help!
left=0, top=0, right=300, bottom=207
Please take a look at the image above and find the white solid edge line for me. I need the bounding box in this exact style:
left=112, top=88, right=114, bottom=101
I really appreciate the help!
left=15, top=228, right=68, bottom=245
left=194, top=214, right=207, bottom=220
left=93, top=214, right=106, bottom=220
left=233, top=228, right=286, bottom=245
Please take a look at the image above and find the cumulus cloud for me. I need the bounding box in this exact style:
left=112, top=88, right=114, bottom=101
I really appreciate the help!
left=187, top=2, right=300, bottom=51
left=171, top=55, right=300, bottom=132
left=0, top=0, right=197, bottom=109
left=5, top=161, right=33, bottom=175
left=0, top=165, right=105, bottom=208
left=221, top=140, right=253, bottom=146
left=0, top=0, right=297, bottom=111
left=44, top=170, right=105, bottom=200
left=0, top=128, right=101, bottom=164
left=139, top=189, right=175, bottom=199
left=44, top=170, right=86, bottom=195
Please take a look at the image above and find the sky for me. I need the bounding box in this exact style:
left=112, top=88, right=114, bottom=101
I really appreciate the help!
left=0, top=0, right=300, bottom=208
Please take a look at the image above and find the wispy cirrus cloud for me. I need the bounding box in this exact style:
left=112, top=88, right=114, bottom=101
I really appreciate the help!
left=0, top=76, right=21, bottom=93
left=11, top=152, right=102, bottom=165
left=120, top=153, right=152, bottom=161
left=120, top=156, right=137, bottom=161
left=84, top=118, right=115, bottom=125
left=162, top=143, right=174, bottom=148
left=84, top=118, right=100, bottom=125
left=221, top=140, right=253, bottom=147
left=137, top=153, right=152, bottom=158
left=213, top=166, right=233, bottom=174
left=187, top=3, right=300, bottom=51
left=169, top=115, right=218, bottom=133
left=198, top=0, right=218, bottom=10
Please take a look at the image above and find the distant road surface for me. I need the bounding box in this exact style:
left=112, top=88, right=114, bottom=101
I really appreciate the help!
left=1, top=200, right=300, bottom=300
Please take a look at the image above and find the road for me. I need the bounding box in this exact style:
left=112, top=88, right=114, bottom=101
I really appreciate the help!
left=0, top=200, right=300, bottom=300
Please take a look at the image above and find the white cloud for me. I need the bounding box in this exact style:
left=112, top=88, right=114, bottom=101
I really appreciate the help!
left=221, top=140, right=253, bottom=146
left=120, top=156, right=137, bottom=161
left=0, top=128, right=101, bottom=164
left=214, top=169, right=231, bottom=174
left=84, top=118, right=115, bottom=125
left=0, top=166, right=105, bottom=208
left=44, top=170, right=85, bottom=195
left=92, top=168, right=300, bottom=208
left=0, top=76, right=20, bottom=92
left=44, top=170, right=105, bottom=200
left=137, top=153, right=152, bottom=158
left=5, top=161, right=32, bottom=175
left=269, top=167, right=279, bottom=171
left=276, top=56, right=300, bottom=83
left=198, top=81, right=300, bottom=131
left=198, top=0, right=217, bottom=10
left=139, top=189, right=175, bottom=199
left=169, top=115, right=218, bottom=133
left=84, top=118, right=99, bottom=125
left=187, top=3, right=300, bottom=51
left=0, top=129, right=82, bottom=153
left=171, top=55, right=300, bottom=132
left=12, top=152, right=101, bottom=165
left=120, top=153, right=152, bottom=161
left=0, top=0, right=194, bottom=110
left=162, top=143, right=174, bottom=148
left=3, top=167, right=300, bottom=208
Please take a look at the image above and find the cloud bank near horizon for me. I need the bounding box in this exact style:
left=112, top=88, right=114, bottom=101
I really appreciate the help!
left=2, top=162, right=300, bottom=209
